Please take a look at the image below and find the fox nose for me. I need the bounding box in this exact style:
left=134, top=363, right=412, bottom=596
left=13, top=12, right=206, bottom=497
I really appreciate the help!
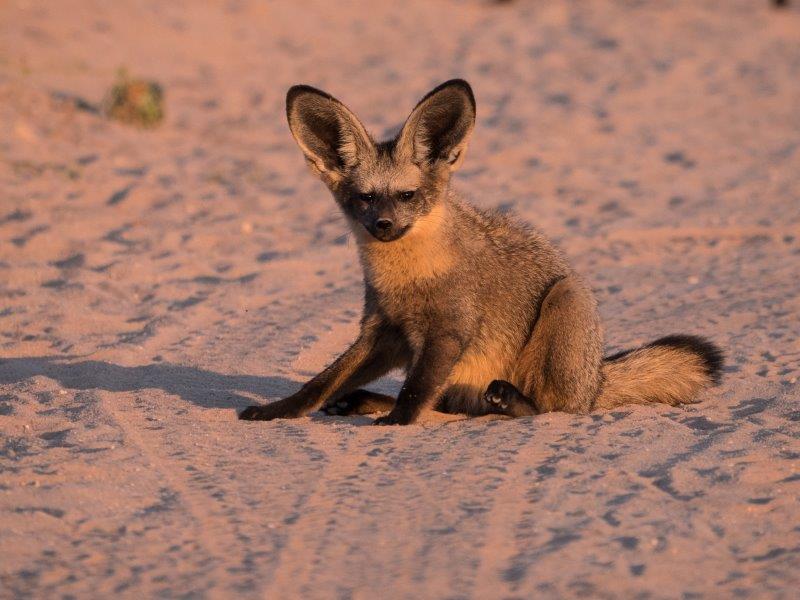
left=375, top=218, right=393, bottom=232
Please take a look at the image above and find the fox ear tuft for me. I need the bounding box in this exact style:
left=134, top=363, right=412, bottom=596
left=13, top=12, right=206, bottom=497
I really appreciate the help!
left=286, top=85, right=374, bottom=183
left=397, top=79, right=476, bottom=171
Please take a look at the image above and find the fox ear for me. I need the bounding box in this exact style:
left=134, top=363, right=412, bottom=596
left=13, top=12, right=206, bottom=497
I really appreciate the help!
left=397, top=79, right=476, bottom=171
left=286, top=85, right=375, bottom=183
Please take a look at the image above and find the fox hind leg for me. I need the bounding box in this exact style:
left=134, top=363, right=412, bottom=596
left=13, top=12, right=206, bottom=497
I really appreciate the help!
left=512, top=275, right=603, bottom=414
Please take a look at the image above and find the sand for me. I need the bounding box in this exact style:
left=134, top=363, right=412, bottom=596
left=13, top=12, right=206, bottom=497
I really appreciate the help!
left=1, top=0, right=799, bottom=597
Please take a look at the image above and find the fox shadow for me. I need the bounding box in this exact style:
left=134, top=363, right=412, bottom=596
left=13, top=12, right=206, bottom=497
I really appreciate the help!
left=0, top=356, right=302, bottom=410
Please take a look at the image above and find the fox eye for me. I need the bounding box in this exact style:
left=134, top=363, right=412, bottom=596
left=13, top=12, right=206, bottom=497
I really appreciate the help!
left=399, top=190, right=416, bottom=201
left=357, top=192, right=375, bottom=203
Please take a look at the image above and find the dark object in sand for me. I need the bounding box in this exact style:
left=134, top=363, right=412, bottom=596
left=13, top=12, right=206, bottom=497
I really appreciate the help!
left=104, top=70, right=164, bottom=127
left=773, top=0, right=788, bottom=7
left=51, top=91, right=100, bottom=114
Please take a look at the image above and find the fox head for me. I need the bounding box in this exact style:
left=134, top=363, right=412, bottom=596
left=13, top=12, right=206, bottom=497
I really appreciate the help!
left=286, top=79, right=476, bottom=243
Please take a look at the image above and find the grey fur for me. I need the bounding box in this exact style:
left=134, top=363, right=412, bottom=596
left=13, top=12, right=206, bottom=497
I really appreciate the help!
left=239, top=79, right=723, bottom=425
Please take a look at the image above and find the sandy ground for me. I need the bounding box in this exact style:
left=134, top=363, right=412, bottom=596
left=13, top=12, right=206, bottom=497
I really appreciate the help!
left=1, top=0, right=799, bottom=598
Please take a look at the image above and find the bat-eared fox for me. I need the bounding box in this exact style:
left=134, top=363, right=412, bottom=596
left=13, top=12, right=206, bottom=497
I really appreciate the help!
left=239, top=79, right=723, bottom=425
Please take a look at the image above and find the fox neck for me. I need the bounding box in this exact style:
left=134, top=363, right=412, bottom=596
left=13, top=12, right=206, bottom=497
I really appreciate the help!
left=352, top=200, right=455, bottom=291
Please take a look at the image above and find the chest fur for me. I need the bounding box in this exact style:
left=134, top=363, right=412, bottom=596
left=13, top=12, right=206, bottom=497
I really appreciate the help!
left=357, top=204, right=454, bottom=292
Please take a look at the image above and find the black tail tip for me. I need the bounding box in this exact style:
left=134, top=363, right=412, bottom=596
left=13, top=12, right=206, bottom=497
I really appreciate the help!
left=648, top=334, right=725, bottom=385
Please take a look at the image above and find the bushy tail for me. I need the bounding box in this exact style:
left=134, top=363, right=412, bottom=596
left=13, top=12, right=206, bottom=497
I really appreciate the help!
left=594, top=335, right=724, bottom=410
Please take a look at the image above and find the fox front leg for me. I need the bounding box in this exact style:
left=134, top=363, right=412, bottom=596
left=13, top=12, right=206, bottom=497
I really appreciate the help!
left=239, top=324, right=387, bottom=422
left=374, top=333, right=465, bottom=426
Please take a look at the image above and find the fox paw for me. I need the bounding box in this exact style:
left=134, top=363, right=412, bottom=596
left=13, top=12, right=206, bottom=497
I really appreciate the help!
left=239, top=405, right=274, bottom=420
left=238, top=399, right=301, bottom=421
left=322, top=390, right=395, bottom=416
left=483, top=380, right=539, bottom=417
left=372, top=409, right=415, bottom=426
left=321, top=397, right=360, bottom=416
left=483, top=380, right=516, bottom=410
